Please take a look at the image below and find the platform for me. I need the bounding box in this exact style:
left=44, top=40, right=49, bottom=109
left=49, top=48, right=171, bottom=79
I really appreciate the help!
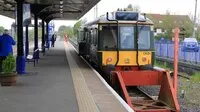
left=0, top=40, right=131, bottom=112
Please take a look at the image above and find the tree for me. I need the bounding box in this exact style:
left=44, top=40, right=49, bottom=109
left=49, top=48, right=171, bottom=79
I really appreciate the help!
left=161, top=15, right=174, bottom=40
left=155, top=33, right=168, bottom=40
left=196, top=26, right=200, bottom=41
left=27, top=28, right=42, bottom=41
left=73, top=20, right=81, bottom=37
left=133, top=5, right=141, bottom=12
left=28, top=29, right=35, bottom=41
left=125, top=4, right=141, bottom=12
left=183, top=20, right=193, bottom=38
left=58, top=25, right=67, bottom=38
left=126, top=4, right=133, bottom=11
left=73, top=19, right=87, bottom=37
left=58, top=25, right=73, bottom=38
left=65, top=26, right=73, bottom=38
left=0, top=26, right=4, bottom=34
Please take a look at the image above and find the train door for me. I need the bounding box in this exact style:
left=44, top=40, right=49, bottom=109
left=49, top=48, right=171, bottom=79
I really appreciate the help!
left=85, top=30, right=91, bottom=58
left=77, top=30, right=86, bottom=55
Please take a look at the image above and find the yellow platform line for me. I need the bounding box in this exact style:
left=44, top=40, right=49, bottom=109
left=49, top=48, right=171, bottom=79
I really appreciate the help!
left=64, top=42, right=99, bottom=112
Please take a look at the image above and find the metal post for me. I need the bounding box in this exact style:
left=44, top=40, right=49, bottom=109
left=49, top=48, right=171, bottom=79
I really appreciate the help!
left=160, top=42, right=162, bottom=56
left=166, top=42, right=168, bottom=58
left=195, top=52, right=197, bottom=64
left=174, top=28, right=179, bottom=97
left=46, top=22, right=49, bottom=49
left=42, top=20, right=45, bottom=55
left=33, top=13, right=39, bottom=59
left=16, top=0, right=25, bottom=74
left=25, top=25, right=29, bottom=57
left=192, top=0, right=198, bottom=38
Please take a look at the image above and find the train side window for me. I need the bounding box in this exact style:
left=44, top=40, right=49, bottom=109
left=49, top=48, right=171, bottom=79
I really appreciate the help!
left=94, top=29, right=97, bottom=45
left=78, top=30, right=84, bottom=42
left=90, top=30, right=94, bottom=44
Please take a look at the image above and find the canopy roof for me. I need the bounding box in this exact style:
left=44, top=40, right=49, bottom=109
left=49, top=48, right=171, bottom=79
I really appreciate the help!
left=0, top=0, right=100, bottom=21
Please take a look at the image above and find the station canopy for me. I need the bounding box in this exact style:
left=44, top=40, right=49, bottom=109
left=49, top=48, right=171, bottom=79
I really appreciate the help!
left=0, top=0, right=100, bottom=21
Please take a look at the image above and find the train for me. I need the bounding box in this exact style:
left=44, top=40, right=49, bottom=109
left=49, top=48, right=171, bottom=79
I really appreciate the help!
left=75, top=11, right=180, bottom=112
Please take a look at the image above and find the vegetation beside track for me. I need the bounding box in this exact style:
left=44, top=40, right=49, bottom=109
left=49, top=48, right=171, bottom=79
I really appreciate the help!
left=155, top=60, right=200, bottom=112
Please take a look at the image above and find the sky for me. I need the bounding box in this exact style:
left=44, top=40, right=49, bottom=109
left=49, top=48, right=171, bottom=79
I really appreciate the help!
left=0, top=0, right=199, bottom=31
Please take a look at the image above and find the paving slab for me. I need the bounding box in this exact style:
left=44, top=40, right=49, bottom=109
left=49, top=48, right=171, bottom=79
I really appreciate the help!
left=0, top=41, right=79, bottom=112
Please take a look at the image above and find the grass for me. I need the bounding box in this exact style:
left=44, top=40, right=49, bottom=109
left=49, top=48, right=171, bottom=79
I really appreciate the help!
left=154, top=61, right=170, bottom=70
left=178, top=77, right=200, bottom=108
left=155, top=60, right=200, bottom=83
left=191, top=72, right=200, bottom=83
left=155, top=62, right=200, bottom=109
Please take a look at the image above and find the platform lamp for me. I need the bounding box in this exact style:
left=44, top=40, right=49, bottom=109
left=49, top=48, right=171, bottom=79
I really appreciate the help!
left=60, top=0, right=63, bottom=5
left=60, top=0, right=63, bottom=17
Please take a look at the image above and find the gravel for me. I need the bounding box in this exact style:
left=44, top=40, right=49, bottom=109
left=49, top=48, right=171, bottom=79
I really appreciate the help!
left=138, top=77, right=200, bottom=111
left=178, top=77, right=200, bottom=112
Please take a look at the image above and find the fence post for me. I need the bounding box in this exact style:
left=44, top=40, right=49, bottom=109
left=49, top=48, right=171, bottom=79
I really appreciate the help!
left=199, top=46, right=200, bottom=63
left=167, top=42, right=168, bottom=58
left=195, top=52, right=197, bottom=64
left=160, top=42, right=162, bottom=56
left=183, top=50, right=185, bottom=61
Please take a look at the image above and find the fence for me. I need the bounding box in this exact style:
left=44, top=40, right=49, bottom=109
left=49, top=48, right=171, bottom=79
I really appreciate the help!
left=155, top=41, right=200, bottom=64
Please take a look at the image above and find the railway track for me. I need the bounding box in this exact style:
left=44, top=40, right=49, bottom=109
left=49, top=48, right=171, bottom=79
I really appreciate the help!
left=127, top=87, right=172, bottom=111
left=156, top=56, right=200, bottom=74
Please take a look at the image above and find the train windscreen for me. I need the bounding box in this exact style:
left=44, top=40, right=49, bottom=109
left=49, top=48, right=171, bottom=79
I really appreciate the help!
left=138, top=26, right=151, bottom=49
left=120, top=27, right=134, bottom=49
left=120, top=25, right=151, bottom=50
left=99, top=25, right=117, bottom=50
left=99, top=24, right=151, bottom=50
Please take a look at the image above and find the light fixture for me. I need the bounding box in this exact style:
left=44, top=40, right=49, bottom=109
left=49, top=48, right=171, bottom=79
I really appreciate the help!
left=60, top=5, right=63, bottom=8
left=60, top=9, right=63, bottom=11
left=0, top=0, right=4, bottom=3
left=60, top=0, right=63, bottom=5
left=5, top=4, right=12, bottom=8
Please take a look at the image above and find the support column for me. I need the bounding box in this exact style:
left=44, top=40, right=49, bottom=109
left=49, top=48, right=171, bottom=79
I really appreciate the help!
left=25, top=25, right=29, bottom=57
left=33, top=13, right=39, bottom=59
left=16, top=0, right=25, bottom=74
left=46, top=22, right=50, bottom=49
left=42, top=20, right=45, bottom=55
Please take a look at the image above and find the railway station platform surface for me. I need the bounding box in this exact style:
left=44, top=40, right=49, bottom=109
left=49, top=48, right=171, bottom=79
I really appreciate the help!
left=0, top=40, right=130, bottom=112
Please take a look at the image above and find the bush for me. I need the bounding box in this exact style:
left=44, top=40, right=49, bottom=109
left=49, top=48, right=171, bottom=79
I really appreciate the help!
left=154, top=33, right=169, bottom=40
left=2, top=54, right=15, bottom=74
left=191, top=72, right=200, bottom=83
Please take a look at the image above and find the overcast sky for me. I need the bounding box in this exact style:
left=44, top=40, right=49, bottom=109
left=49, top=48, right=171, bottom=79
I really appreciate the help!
left=0, top=0, right=199, bottom=31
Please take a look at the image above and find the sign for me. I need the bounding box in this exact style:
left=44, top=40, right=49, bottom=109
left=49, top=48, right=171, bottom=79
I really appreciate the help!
left=23, top=4, right=31, bottom=25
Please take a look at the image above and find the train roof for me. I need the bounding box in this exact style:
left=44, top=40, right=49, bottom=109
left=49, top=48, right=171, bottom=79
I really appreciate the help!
left=84, top=11, right=154, bottom=26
